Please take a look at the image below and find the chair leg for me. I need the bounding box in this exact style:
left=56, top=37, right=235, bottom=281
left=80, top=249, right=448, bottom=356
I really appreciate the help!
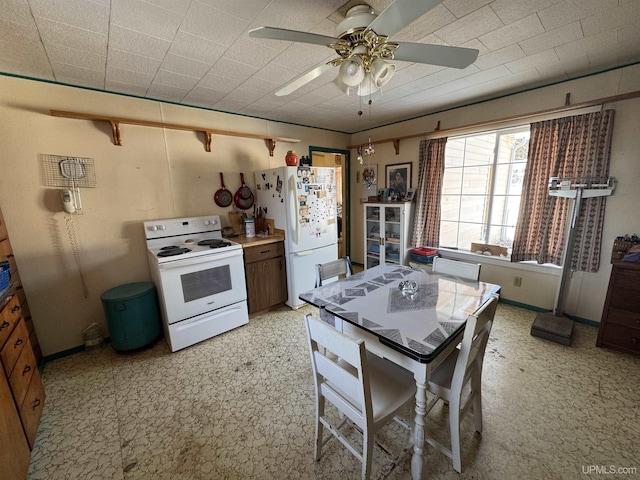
left=471, top=373, right=483, bottom=433
left=314, top=397, right=325, bottom=461
left=362, top=430, right=374, bottom=480
left=450, top=399, right=462, bottom=473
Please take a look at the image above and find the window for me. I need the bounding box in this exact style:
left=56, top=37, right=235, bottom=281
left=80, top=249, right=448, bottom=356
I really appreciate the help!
left=439, top=127, right=530, bottom=252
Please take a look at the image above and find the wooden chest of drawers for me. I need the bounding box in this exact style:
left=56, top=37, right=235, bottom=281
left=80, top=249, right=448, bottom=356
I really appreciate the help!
left=597, top=262, right=640, bottom=355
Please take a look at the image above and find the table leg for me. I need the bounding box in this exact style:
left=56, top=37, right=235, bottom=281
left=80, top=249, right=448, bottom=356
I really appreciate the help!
left=411, top=380, right=427, bottom=479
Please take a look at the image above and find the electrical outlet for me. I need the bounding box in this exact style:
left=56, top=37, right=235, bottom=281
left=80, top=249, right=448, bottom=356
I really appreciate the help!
left=513, top=276, right=522, bottom=287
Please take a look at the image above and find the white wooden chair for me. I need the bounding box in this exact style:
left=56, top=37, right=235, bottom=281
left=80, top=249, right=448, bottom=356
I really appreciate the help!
left=304, top=314, right=416, bottom=480
left=424, top=294, right=499, bottom=472
left=315, top=257, right=353, bottom=330
left=315, top=256, right=353, bottom=287
left=432, top=256, right=481, bottom=281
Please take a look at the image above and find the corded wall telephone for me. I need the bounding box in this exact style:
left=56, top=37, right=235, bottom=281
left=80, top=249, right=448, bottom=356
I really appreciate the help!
left=60, top=189, right=75, bottom=213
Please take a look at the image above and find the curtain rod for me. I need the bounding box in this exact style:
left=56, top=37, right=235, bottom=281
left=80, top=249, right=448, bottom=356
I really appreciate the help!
left=347, top=89, right=640, bottom=153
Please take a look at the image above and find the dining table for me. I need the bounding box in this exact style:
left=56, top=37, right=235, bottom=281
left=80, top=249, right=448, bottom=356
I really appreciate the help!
left=299, top=263, right=501, bottom=479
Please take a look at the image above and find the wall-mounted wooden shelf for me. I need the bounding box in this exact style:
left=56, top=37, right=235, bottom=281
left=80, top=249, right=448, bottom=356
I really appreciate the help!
left=50, top=110, right=300, bottom=156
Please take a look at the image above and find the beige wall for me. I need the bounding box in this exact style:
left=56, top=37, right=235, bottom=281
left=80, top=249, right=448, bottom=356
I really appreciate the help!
left=0, top=76, right=349, bottom=356
left=348, top=64, right=640, bottom=321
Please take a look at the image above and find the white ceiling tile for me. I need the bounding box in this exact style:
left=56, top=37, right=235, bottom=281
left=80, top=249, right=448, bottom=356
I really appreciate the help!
left=0, top=18, right=39, bottom=43
left=168, top=31, right=227, bottom=65
left=554, top=31, right=619, bottom=61
left=519, top=22, right=583, bottom=56
left=153, top=69, right=200, bottom=91
left=181, top=2, right=249, bottom=47
left=1, top=0, right=34, bottom=26
left=30, top=0, right=109, bottom=34
left=213, top=96, right=253, bottom=112
left=36, top=18, right=107, bottom=56
left=254, top=61, right=299, bottom=85
left=105, top=79, right=149, bottom=97
left=238, top=76, right=280, bottom=95
left=489, top=0, right=560, bottom=25
left=474, top=44, right=525, bottom=70
left=223, top=38, right=283, bottom=69
left=146, top=82, right=189, bottom=102
left=537, top=0, right=618, bottom=31
left=580, top=1, right=640, bottom=37
left=436, top=6, right=504, bottom=46
left=52, top=61, right=104, bottom=87
left=0, top=56, right=53, bottom=79
left=109, top=25, right=171, bottom=60
left=45, top=43, right=105, bottom=71
left=392, top=4, right=457, bottom=42
left=111, top=0, right=183, bottom=42
left=196, top=0, right=272, bottom=22
left=209, top=57, right=258, bottom=83
left=198, top=72, right=244, bottom=92
left=478, top=14, right=544, bottom=52
left=108, top=49, right=161, bottom=76
left=272, top=44, right=333, bottom=73
left=505, top=49, right=559, bottom=74
left=182, top=85, right=225, bottom=107
left=220, top=87, right=263, bottom=105
left=106, top=65, right=153, bottom=87
left=0, top=36, right=49, bottom=64
left=160, top=53, right=212, bottom=78
left=443, top=0, right=492, bottom=19
left=144, top=0, right=192, bottom=16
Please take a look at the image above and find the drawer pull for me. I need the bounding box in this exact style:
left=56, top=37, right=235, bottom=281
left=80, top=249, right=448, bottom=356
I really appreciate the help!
left=14, top=337, right=23, bottom=348
left=260, top=250, right=271, bottom=254
left=22, top=364, right=31, bottom=376
left=32, top=398, right=41, bottom=410
left=11, top=305, right=20, bottom=313
left=1, top=320, right=9, bottom=329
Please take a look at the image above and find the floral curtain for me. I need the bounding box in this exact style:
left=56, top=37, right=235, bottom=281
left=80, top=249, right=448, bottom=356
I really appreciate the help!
left=511, top=109, right=615, bottom=272
left=411, top=137, right=447, bottom=248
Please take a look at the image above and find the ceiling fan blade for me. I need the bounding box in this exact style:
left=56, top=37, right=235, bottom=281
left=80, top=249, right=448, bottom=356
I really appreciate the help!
left=394, top=42, right=479, bottom=69
left=367, top=0, right=445, bottom=37
left=249, top=27, right=338, bottom=47
left=275, top=63, right=334, bottom=96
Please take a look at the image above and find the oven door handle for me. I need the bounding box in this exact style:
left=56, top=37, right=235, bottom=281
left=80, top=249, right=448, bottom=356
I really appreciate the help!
left=158, top=250, right=241, bottom=270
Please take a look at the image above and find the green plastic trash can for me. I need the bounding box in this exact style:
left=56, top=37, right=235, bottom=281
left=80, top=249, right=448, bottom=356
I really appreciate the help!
left=101, top=282, right=162, bottom=351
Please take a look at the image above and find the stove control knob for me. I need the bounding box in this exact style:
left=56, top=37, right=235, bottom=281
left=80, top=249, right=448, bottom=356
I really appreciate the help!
left=210, top=218, right=218, bottom=225
left=148, top=225, right=158, bottom=232
left=204, top=220, right=211, bottom=226
left=158, top=224, right=166, bottom=231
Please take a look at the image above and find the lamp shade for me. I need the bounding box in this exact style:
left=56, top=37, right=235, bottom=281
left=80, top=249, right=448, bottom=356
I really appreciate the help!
left=371, top=58, right=396, bottom=88
left=357, top=72, right=376, bottom=97
left=338, top=57, right=365, bottom=87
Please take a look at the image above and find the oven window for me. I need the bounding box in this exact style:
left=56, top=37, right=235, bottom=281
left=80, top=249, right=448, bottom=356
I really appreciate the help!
left=181, top=264, right=232, bottom=302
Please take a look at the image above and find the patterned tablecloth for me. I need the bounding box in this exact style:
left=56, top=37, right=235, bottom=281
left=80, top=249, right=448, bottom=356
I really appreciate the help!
left=299, top=264, right=501, bottom=363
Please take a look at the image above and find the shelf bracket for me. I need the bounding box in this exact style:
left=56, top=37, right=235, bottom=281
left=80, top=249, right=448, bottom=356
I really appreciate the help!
left=204, top=131, right=213, bottom=152
left=109, top=120, right=122, bottom=146
left=393, top=139, right=400, bottom=155
left=266, top=139, right=276, bottom=157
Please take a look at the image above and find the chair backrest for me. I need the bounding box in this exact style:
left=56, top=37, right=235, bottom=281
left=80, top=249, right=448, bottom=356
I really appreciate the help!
left=451, top=294, right=499, bottom=394
left=315, top=256, right=354, bottom=287
left=304, top=314, right=372, bottom=431
left=432, top=257, right=481, bottom=281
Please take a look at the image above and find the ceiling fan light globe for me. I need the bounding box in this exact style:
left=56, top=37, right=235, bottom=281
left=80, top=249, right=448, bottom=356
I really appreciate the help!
left=357, top=72, right=377, bottom=97
left=371, top=58, right=396, bottom=88
left=339, top=58, right=365, bottom=86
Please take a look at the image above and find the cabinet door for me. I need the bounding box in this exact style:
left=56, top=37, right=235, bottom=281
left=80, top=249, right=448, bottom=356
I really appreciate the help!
left=246, top=256, right=287, bottom=313
left=382, top=205, right=402, bottom=265
left=364, top=205, right=382, bottom=269
left=0, top=370, right=31, bottom=479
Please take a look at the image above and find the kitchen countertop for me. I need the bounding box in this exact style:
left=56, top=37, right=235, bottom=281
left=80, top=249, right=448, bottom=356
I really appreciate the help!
left=227, top=232, right=285, bottom=248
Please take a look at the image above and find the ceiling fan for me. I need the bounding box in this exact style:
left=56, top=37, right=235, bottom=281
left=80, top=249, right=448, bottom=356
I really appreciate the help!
left=249, top=0, right=479, bottom=97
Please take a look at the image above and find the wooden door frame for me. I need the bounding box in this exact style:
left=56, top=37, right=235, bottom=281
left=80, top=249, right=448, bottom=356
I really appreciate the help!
left=308, top=146, right=351, bottom=258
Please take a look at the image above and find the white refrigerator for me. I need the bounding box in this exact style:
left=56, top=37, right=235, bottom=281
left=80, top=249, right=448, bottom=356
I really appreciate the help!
left=254, top=166, right=338, bottom=308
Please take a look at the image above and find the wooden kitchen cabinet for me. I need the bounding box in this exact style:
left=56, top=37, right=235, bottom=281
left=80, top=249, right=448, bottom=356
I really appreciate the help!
left=0, top=204, right=46, bottom=477
left=243, top=240, right=287, bottom=314
left=597, top=261, right=640, bottom=356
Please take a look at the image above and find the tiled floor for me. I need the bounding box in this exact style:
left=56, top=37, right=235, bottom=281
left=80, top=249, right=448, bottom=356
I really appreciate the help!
left=28, top=303, right=639, bottom=479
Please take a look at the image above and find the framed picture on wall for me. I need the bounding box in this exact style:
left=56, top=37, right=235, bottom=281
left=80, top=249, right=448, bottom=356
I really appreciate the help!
left=386, top=162, right=411, bottom=199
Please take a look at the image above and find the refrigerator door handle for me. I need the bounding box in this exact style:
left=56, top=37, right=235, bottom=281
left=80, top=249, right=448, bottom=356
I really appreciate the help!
left=289, top=174, right=300, bottom=245
left=293, top=250, right=314, bottom=256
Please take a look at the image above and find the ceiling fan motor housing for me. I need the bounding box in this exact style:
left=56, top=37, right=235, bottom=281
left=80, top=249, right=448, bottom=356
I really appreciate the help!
left=335, top=4, right=376, bottom=38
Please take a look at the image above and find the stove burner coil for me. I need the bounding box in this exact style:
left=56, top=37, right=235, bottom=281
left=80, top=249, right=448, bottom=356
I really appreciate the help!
left=157, top=246, right=192, bottom=257
left=197, top=239, right=231, bottom=248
